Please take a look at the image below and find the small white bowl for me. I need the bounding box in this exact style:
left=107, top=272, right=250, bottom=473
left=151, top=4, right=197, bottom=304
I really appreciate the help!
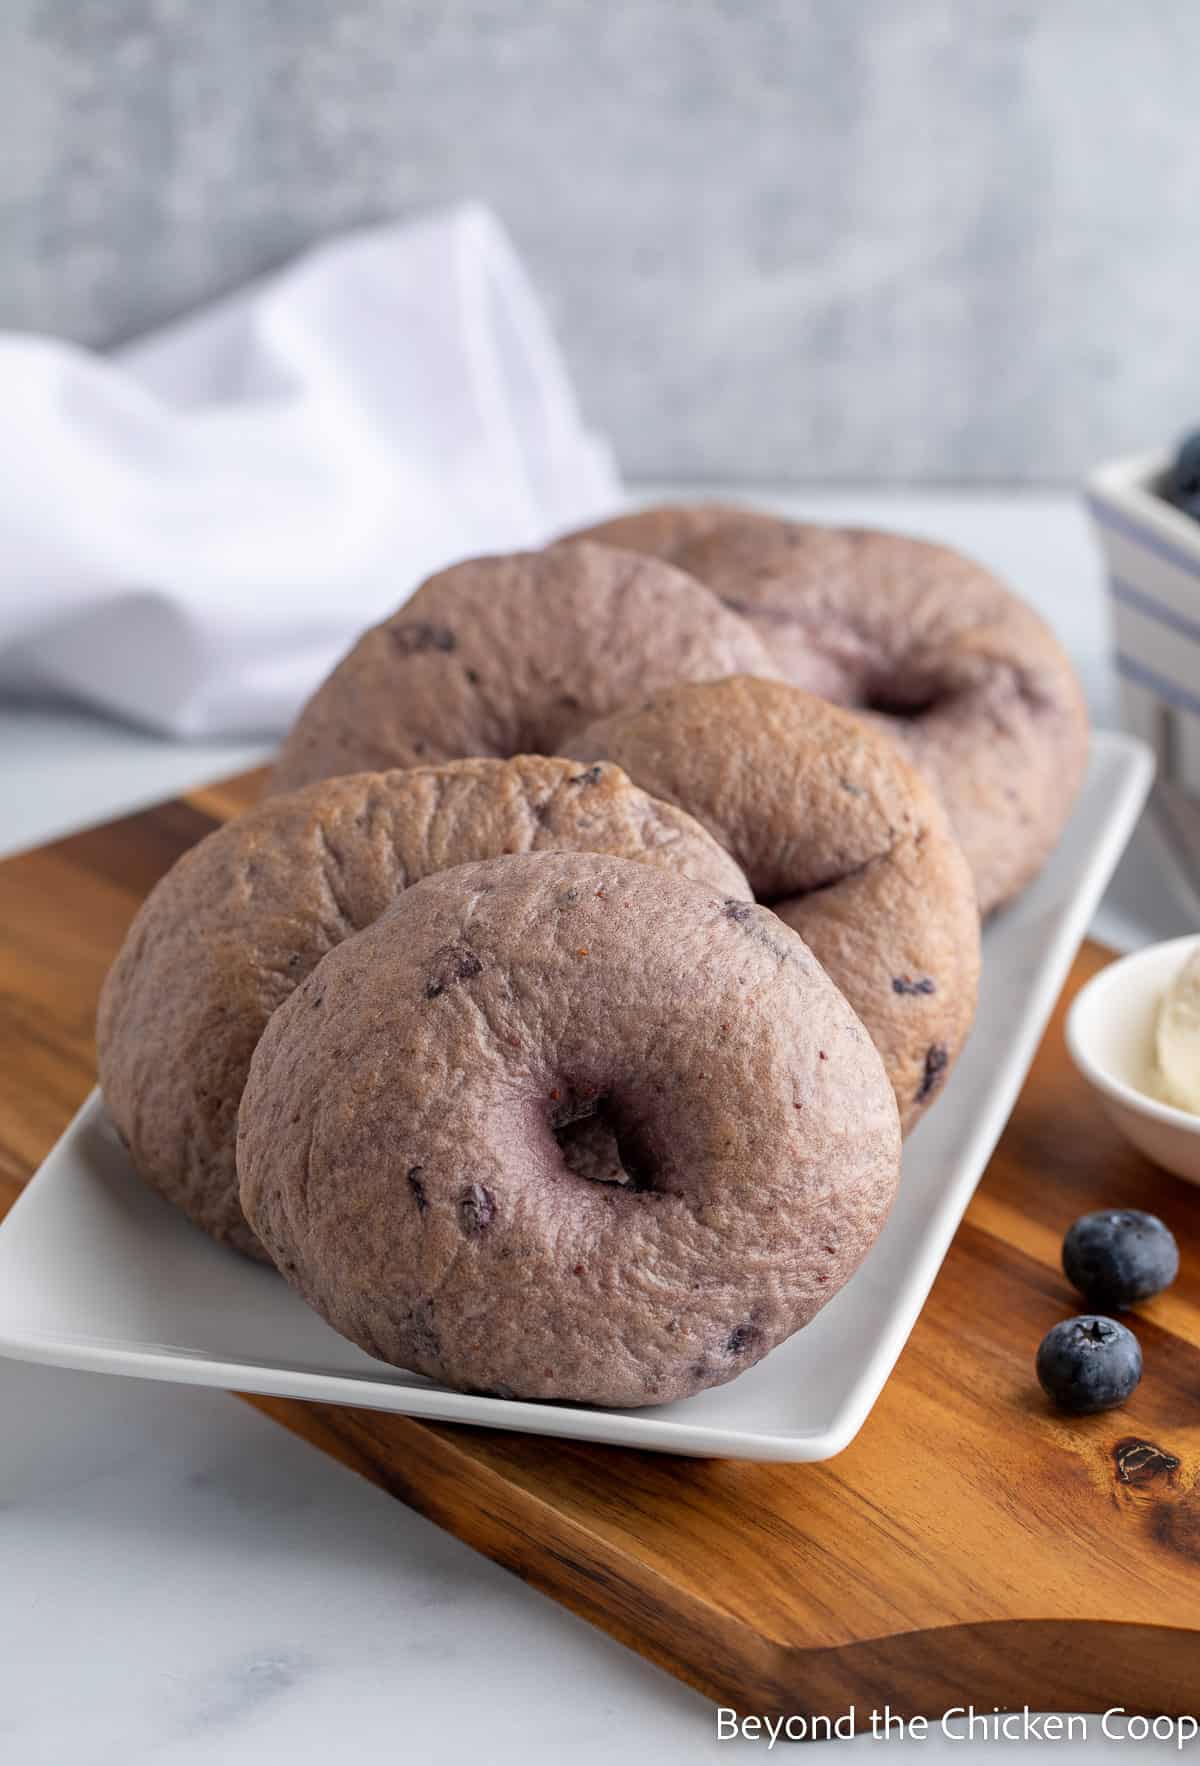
left=1067, top=934, right=1200, bottom=1184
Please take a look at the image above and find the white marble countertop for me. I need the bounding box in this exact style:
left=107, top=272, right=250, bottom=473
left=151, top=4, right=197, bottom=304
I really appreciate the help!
left=0, top=489, right=1193, bottom=1764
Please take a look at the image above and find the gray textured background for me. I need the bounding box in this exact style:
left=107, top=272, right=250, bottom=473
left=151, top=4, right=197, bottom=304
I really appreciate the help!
left=1, top=0, right=1197, bottom=483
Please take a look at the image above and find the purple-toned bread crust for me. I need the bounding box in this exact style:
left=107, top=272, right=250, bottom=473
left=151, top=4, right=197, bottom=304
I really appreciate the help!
left=238, top=852, right=901, bottom=1408
left=97, top=757, right=750, bottom=1258
left=564, top=507, right=1089, bottom=916
left=271, top=542, right=779, bottom=794
left=566, top=675, right=980, bottom=1132
left=563, top=503, right=749, bottom=565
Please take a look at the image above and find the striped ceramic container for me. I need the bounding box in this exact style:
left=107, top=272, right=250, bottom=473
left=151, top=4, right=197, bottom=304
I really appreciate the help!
left=1088, top=452, right=1200, bottom=893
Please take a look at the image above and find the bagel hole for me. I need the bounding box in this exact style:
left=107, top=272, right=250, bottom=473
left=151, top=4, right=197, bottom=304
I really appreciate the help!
left=862, top=683, right=940, bottom=719
left=553, top=1094, right=654, bottom=1191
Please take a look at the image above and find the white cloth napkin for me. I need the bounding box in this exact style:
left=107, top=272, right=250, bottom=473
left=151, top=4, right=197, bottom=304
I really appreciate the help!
left=0, top=204, right=619, bottom=737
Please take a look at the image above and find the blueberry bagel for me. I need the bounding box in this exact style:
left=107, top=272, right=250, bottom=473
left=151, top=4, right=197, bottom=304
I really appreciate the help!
left=566, top=507, right=1089, bottom=915
left=237, top=852, right=901, bottom=1407
left=97, top=757, right=750, bottom=1258
left=272, top=542, right=778, bottom=794
left=565, top=675, right=980, bottom=1132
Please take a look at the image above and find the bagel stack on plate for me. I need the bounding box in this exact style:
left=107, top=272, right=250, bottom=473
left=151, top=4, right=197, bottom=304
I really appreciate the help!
left=97, top=512, right=1088, bottom=1408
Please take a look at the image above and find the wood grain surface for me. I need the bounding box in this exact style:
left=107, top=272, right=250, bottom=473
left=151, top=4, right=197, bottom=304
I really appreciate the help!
left=1, top=769, right=1198, bottom=1723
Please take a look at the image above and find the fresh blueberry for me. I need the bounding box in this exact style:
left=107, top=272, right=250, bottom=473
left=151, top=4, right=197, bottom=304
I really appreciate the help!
left=1164, top=430, right=1200, bottom=518
left=1062, top=1209, right=1179, bottom=1311
left=1036, top=1315, right=1143, bottom=1415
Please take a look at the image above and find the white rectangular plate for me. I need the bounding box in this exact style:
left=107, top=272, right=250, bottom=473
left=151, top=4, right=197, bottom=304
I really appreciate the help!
left=0, top=733, right=1153, bottom=1460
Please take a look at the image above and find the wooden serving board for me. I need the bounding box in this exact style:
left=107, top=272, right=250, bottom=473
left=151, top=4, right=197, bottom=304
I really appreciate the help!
left=3, top=770, right=1199, bottom=1724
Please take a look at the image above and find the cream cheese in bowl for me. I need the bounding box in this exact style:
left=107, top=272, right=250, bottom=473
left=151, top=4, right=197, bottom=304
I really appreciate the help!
left=1155, top=946, right=1200, bottom=1114
left=1067, top=935, right=1200, bottom=1184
